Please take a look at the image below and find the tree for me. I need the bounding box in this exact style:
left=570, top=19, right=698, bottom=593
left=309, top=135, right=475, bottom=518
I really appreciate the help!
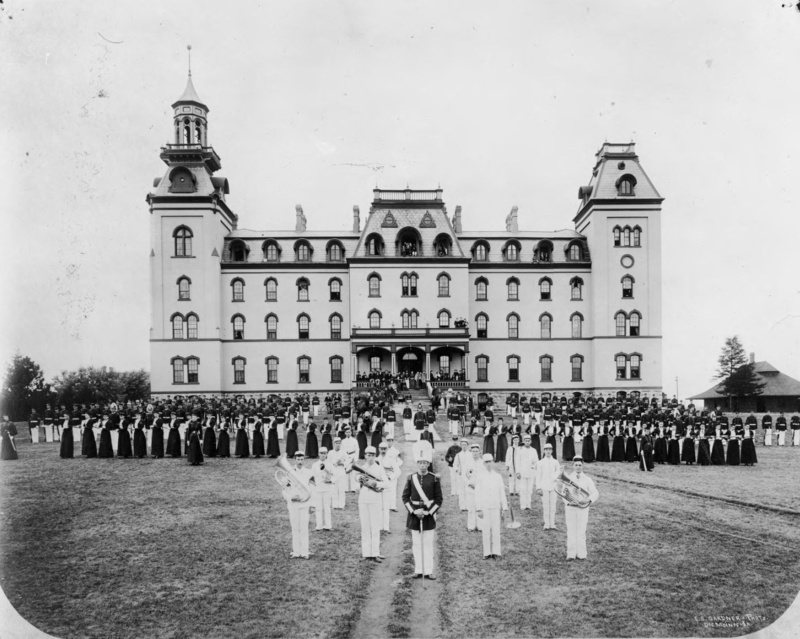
left=51, top=367, right=151, bottom=408
left=0, top=354, right=50, bottom=420
left=714, top=336, right=765, bottom=410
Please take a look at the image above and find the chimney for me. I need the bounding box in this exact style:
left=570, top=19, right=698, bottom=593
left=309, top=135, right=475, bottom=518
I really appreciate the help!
left=505, top=206, right=519, bottom=233
left=453, top=205, right=462, bottom=233
left=749, top=352, right=755, bottom=364
left=295, top=204, right=307, bottom=232
left=352, top=205, right=360, bottom=233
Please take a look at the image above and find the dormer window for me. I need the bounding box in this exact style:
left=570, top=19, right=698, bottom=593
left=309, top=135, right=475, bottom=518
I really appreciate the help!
left=366, top=234, right=384, bottom=256
left=327, top=240, right=344, bottom=262
left=472, top=241, right=489, bottom=262
left=295, top=240, right=313, bottom=262
left=230, top=240, right=248, bottom=263
left=434, top=234, right=452, bottom=256
left=263, top=240, right=281, bottom=262
left=534, top=240, right=553, bottom=263
left=397, top=228, right=421, bottom=257
left=616, top=174, right=637, bottom=196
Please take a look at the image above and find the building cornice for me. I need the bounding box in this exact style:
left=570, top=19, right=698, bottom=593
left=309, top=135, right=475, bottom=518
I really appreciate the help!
left=573, top=198, right=664, bottom=225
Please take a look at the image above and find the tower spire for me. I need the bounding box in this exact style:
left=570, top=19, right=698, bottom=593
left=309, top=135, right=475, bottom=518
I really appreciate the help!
left=187, top=44, right=192, bottom=77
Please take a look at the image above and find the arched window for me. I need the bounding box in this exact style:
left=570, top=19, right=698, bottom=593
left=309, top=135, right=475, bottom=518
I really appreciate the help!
left=439, top=354, right=450, bottom=377
left=366, top=234, right=384, bottom=256
left=172, top=357, right=185, bottom=384
left=297, top=278, right=310, bottom=302
left=616, top=354, right=628, bottom=379
left=437, top=273, right=450, bottom=297
left=401, top=272, right=418, bottom=296
left=633, top=226, right=642, bottom=247
left=475, top=277, right=488, bottom=301
left=265, top=314, right=278, bottom=340
left=171, top=313, right=184, bottom=339
left=232, top=314, right=245, bottom=340
left=298, top=356, right=311, bottom=383
left=540, top=313, right=552, bottom=339
left=397, top=228, right=420, bottom=257
left=623, top=227, right=631, bottom=247
left=570, top=277, right=583, bottom=301
left=298, top=314, right=310, bottom=339
left=265, top=278, right=278, bottom=302
left=400, top=309, right=418, bottom=329
left=507, top=277, right=519, bottom=301
left=539, top=278, right=552, bottom=301
left=186, top=313, right=199, bottom=340
left=434, top=234, right=452, bottom=256
left=438, top=309, right=451, bottom=328
left=263, top=240, right=281, bottom=262
left=568, top=243, right=583, bottom=261
left=231, top=278, right=245, bottom=302
left=616, top=174, right=637, bottom=196
left=329, top=278, right=342, bottom=301
left=504, top=241, right=520, bottom=262
left=266, top=357, right=279, bottom=383
left=330, top=356, right=343, bottom=383
left=540, top=355, right=552, bottom=382
left=329, top=313, right=342, bottom=340
left=508, top=355, right=520, bottom=382
left=615, top=312, right=627, bottom=337
left=476, top=355, right=489, bottom=382
left=630, top=354, right=641, bottom=379
left=295, top=240, right=312, bottom=262
left=507, top=313, right=519, bottom=339
left=629, top=312, right=641, bottom=336
left=369, top=310, right=382, bottom=329
left=570, top=313, right=583, bottom=339
left=622, top=275, right=634, bottom=298
left=187, top=357, right=199, bottom=383
left=327, top=241, right=344, bottom=262
left=535, top=241, right=553, bottom=263
left=233, top=357, right=246, bottom=384
left=472, top=241, right=489, bottom=262
left=571, top=355, right=583, bottom=382
left=476, top=313, right=488, bottom=339
left=177, top=276, right=191, bottom=301
left=230, top=240, right=248, bottom=262
left=613, top=226, right=621, bottom=247
left=173, top=226, right=193, bottom=257
left=368, top=273, right=381, bottom=297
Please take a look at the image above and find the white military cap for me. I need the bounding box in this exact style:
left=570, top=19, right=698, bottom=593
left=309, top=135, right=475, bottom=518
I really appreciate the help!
left=365, top=446, right=377, bottom=455
left=482, top=453, right=494, bottom=462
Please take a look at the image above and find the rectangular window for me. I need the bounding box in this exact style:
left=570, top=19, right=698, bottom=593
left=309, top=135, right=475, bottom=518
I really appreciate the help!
left=571, top=358, right=582, bottom=382
left=616, top=356, right=627, bottom=380
left=299, top=359, right=310, bottom=383
left=571, top=285, right=581, bottom=301
left=477, top=359, right=488, bottom=382
left=438, top=278, right=449, bottom=297
left=370, top=356, right=381, bottom=372
left=439, top=355, right=450, bottom=377
left=172, top=360, right=184, bottom=384
left=331, top=359, right=342, bottom=383
left=509, top=360, right=519, bottom=381
left=541, top=358, right=552, bottom=382
left=187, top=359, right=198, bottom=383
left=630, top=315, right=640, bottom=337
left=267, top=359, right=278, bottom=383
left=234, top=360, right=245, bottom=384
left=630, top=356, right=641, bottom=379
left=540, top=281, right=551, bottom=300
left=369, top=278, right=380, bottom=297
left=616, top=315, right=626, bottom=337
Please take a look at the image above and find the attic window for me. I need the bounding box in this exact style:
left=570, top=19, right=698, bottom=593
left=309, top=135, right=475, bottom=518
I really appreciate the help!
left=168, top=167, right=197, bottom=194
left=616, top=174, right=637, bottom=196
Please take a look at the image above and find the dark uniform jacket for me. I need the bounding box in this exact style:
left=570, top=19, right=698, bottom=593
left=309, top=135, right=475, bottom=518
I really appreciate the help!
left=402, top=472, right=444, bottom=531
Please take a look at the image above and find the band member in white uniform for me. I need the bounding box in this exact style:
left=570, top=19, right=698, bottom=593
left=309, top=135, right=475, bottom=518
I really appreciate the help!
left=536, top=443, right=561, bottom=530
left=516, top=434, right=539, bottom=510
left=563, top=456, right=600, bottom=561
left=462, top=443, right=484, bottom=532
left=505, top=435, right=521, bottom=496
left=340, top=427, right=360, bottom=492
left=358, top=446, right=389, bottom=562
left=311, top=447, right=335, bottom=531
left=284, top=452, right=313, bottom=559
left=384, top=434, right=402, bottom=511
left=475, top=453, right=508, bottom=559
left=453, top=438, right=471, bottom=511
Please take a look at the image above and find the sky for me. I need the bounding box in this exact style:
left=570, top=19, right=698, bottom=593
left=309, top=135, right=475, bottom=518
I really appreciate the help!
left=1, top=0, right=799, bottom=400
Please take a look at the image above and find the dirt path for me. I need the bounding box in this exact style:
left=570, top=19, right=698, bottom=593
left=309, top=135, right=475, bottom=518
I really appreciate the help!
left=351, top=401, right=447, bottom=639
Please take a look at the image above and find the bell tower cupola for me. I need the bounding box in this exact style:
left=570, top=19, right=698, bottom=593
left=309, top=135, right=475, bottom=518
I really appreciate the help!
left=160, top=45, right=221, bottom=173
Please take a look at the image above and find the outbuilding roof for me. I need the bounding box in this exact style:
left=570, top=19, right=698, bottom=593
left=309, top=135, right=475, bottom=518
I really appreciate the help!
left=689, top=361, right=800, bottom=400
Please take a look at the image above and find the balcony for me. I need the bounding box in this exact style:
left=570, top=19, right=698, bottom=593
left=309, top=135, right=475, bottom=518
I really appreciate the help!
left=351, top=327, right=469, bottom=338
left=372, top=188, right=444, bottom=206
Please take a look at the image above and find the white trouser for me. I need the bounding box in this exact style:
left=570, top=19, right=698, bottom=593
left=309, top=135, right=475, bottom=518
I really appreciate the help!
left=44, top=425, right=54, bottom=443
left=523, top=414, right=531, bottom=426
left=777, top=431, right=786, bottom=446
left=303, top=412, right=309, bottom=426
left=315, top=491, right=333, bottom=530
left=278, top=424, right=285, bottom=441
left=466, top=492, right=482, bottom=531
left=764, top=429, right=772, bottom=445
left=348, top=470, right=360, bottom=492
left=541, top=490, right=557, bottom=528
left=334, top=475, right=347, bottom=508
left=388, top=478, right=398, bottom=511
left=519, top=476, right=535, bottom=510
left=288, top=505, right=310, bottom=557
left=449, top=420, right=459, bottom=436
left=313, top=405, right=320, bottom=416
left=449, top=467, right=458, bottom=496
left=508, top=472, right=517, bottom=495
left=794, top=430, right=800, bottom=446
left=565, top=505, right=590, bottom=559
left=30, top=427, right=40, bottom=443
left=480, top=508, right=502, bottom=557
left=381, top=488, right=393, bottom=530
left=411, top=529, right=435, bottom=575
left=403, top=419, right=412, bottom=436
left=359, top=501, right=382, bottom=557
left=456, top=474, right=466, bottom=510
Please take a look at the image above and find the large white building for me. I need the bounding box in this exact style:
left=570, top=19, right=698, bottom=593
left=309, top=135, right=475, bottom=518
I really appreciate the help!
left=149, top=75, right=664, bottom=401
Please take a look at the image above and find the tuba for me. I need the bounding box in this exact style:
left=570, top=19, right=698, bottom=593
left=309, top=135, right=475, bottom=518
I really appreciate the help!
left=553, top=469, right=592, bottom=507
left=274, top=455, right=311, bottom=502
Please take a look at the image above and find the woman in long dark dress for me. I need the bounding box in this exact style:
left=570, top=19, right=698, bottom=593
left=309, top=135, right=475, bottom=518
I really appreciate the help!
left=530, top=421, right=542, bottom=460
left=581, top=423, right=595, bottom=463
left=252, top=419, right=266, bottom=458
left=59, top=413, right=74, bottom=459
left=710, top=427, right=726, bottom=465
left=150, top=414, right=165, bottom=458
left=356, top=418, right=369, bottom=459
left=545, top=421, right=558, bottom=461
left=166, top=415, right=182, bottom=457
left=595, top=420, right=610, bottom=462
left=653, top=423, right=668, bottom=464
left=561, top=422, right=576, bottom=462
left=697, top=432, right=712, bottom=466
left=98, top=417, right=115, bottom=458
left=235, top=415, right=250, bottom=458
left=681, top=427, right=696, bottom=465
left=741, top=424, right=757, bottom=466
left=624, top=423, right=639, bottom=462
left=666, top=423, right=681, bottom=465
left=133, top=413, right=147, bottom=458
left=483, top=423, right=497, bottom=459
left=285, top=419, right=299, bottom=458
left=217, top=420, right=231, bottom=458
left=306, top=422, right=320, bottom=458
left=495, top=422, right=508, bottom=463
left=187, top=423, right=204, bottom=466
left=320, top=421, right=333, bottom=452
left=266, top=418, right=280, bottom=458
left=1, top=419, right=18, bottom=460
left=117, top=414, right=133, bottom=459
left=611, top=421, right=626, bottom=462
left=369, top=420, right=382, bottom=451
left=726, top=425, right=741, bottom=466
left=202, top=415, right=217, bottom=458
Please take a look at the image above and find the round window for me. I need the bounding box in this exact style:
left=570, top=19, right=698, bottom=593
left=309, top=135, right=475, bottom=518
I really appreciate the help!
left=621, top=255, right=634, bottom=269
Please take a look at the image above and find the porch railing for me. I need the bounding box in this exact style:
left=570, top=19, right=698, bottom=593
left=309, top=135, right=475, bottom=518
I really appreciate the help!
left=351, top=327, right=469, bottom=338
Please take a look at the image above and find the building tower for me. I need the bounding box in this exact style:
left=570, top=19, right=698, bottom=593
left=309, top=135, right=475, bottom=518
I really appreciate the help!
left=147, top=62, right=237, bottom=394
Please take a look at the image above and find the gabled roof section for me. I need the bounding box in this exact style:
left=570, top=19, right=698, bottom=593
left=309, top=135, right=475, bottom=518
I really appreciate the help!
left=689, top=362, right=800, bottom=399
